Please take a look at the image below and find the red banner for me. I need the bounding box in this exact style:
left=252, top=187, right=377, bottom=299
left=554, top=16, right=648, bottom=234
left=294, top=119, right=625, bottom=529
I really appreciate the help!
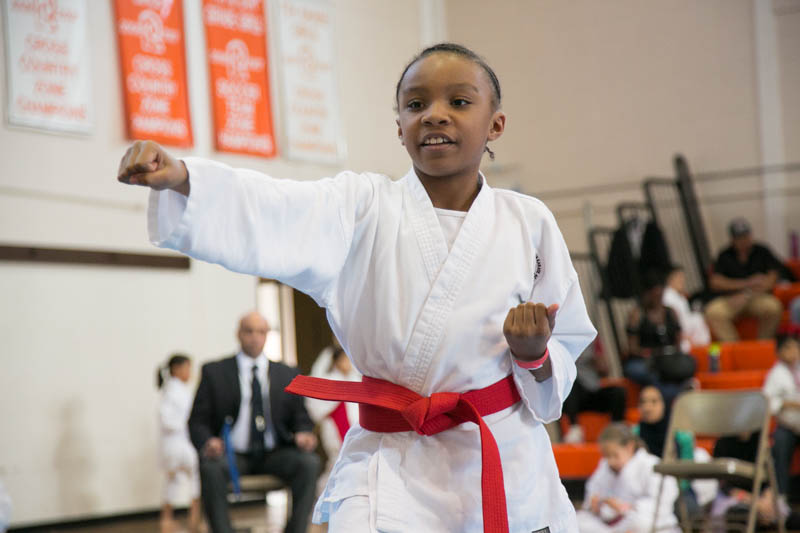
left=203, top=0, right=276, bottom=157
left=114, top=0, right=193, bottom=147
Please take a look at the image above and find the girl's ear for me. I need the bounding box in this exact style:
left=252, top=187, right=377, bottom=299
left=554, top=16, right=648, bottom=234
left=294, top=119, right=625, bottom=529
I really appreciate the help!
left=396, top=118, right=405, bottom=146
left=487, top=110, right=506, bottom=142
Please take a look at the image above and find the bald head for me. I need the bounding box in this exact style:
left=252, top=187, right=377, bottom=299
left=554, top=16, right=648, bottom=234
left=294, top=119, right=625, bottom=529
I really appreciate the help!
left=238, top=311, right=269, bottom=358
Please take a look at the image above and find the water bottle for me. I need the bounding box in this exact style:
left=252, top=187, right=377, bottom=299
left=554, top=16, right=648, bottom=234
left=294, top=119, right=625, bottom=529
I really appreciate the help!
left=708, top=343, right=721, bottom=373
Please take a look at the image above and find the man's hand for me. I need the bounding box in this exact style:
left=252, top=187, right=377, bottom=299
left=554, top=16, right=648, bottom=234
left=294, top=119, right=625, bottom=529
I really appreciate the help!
left=202, top=437, right=225, bottom=459
left=503, top=302, right=558, bottom=361
left=294, top=431, right=317, bottom=452
left=117, top=140, right=190, bottom=195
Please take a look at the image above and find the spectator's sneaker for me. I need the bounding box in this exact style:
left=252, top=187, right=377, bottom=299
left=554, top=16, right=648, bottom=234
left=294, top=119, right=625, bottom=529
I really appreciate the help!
left=563, top=425, right=584, bottom=444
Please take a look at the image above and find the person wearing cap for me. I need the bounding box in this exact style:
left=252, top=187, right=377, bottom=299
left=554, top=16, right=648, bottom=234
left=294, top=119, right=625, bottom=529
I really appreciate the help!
left=704, top=218, right=784, bottom=341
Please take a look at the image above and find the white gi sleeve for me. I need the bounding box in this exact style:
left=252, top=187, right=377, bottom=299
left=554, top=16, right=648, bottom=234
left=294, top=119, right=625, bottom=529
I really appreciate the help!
left=148, top=157, right=374, bottom=306
left=160, top=392, right=186, bottom=435
left=624, top=460, right=678, bottom=532
left=512, top=205, right=597, bottom=423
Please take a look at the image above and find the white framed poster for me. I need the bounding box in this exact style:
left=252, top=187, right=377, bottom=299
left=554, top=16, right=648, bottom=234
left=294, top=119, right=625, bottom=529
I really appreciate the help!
left=274, top=0, right=344, bottom=164
left=3, top=0, right=93, bottom=134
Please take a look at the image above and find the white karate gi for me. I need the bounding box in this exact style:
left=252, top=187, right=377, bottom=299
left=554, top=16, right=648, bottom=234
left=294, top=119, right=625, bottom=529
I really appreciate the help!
left=148, top=158, right=597, bottom=532
left=577, top=448, right=679, bottom=533
left=158, top=376, right=199, bottom=504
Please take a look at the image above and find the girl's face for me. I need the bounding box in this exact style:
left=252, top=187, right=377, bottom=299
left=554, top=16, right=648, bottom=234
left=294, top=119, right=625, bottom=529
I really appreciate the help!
left=639, top=386, right=665, bottom=424
left=779, top=339, right=800, bottom=365
left=600, top=440, right=636, bottom=474
left=396, top=53, right=505, bottom=182
left=173, top=361, right=191, bottom=383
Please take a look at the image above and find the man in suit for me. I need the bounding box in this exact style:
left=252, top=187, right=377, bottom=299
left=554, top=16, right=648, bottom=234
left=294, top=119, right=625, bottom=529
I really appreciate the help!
left=189, top=311, right=320, bottom=533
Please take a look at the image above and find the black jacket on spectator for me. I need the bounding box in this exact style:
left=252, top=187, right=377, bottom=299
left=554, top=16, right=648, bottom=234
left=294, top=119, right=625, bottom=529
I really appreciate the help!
left=188, top=356, right=313, bottom=451
left=606, top=220, right=671, bottom=298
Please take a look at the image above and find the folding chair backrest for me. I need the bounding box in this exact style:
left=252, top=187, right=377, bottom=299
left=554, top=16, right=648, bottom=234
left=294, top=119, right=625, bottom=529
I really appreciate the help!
left=657, top=390, right=781, bottom=533
left=667, top=390, right=768, bottom=439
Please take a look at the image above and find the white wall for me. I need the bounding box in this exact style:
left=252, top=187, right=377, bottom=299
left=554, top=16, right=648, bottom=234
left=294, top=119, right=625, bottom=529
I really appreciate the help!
left=447, top=0, right=798, bottom=255
left=776, top=5, right=800, bottom=248
left=0, top=0, right=421, bottom=526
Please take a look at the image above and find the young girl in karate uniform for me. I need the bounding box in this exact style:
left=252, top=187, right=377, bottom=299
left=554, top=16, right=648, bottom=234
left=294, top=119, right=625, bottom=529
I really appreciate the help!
left=120, top=43, right=597, bottom=533
left=577, top=424, right=679, bottom=533
left=157, top=354, right=201, bottom=533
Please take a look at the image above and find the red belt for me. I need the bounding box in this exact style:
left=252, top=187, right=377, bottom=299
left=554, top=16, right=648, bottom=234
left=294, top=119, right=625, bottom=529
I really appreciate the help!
left=285, top=374, right=521, bottom=533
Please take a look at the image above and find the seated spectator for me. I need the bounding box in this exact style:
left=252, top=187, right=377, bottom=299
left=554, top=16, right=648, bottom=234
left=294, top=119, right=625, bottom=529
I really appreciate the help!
left=705, top=218, right=784, bottom=341
left=189, top=311, right=320, bottom=533
left=663, top=265, right=710, bottom=351
left=763, top=333, right=800, bottom=503
left=623, top=270, right=696, bottom=403
left=562, top=340, right=626, bottom=443
left=632, top=386, right=717, bottom=518
left=633, top=386, right=684, bottom=459
left=576, top=423, right=679, bottom=532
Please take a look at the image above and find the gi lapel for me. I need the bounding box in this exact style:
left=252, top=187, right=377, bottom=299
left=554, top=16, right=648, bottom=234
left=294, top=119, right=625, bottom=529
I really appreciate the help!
left=399, top=170, right=495, bottom=394
left=402, top=168, right=448, bottom=284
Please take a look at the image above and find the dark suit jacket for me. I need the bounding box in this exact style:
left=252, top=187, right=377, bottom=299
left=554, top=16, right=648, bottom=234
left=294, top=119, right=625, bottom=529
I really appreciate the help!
left=188, top=356, right=314, bottom=452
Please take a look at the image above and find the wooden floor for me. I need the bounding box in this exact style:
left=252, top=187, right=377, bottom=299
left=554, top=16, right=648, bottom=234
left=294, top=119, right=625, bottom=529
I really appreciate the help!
left=12, top=500, right=327, bottom=533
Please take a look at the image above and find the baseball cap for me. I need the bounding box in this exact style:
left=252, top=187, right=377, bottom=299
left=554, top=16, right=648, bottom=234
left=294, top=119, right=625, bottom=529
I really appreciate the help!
left=729, top=217, right=751, bottom=238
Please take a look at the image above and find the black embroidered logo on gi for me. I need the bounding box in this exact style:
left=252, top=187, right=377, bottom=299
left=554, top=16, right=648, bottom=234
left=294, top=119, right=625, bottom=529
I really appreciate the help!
left=533, top=253, right=543, bottom=281
left=530, top=528, right=550, bottom=533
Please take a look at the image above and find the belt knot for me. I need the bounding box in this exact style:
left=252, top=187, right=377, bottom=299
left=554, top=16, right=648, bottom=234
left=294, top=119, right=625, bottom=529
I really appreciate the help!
left=401, top=391, right=461, bottom=436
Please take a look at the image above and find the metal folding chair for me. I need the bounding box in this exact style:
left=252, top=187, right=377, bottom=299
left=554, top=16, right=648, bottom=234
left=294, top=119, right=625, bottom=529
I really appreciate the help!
left=651, top=390, right=784, bottom=533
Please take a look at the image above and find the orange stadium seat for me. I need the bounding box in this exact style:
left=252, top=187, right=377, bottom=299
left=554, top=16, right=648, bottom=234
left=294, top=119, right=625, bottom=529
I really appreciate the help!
left=727, top=339, right=776, bottom=371
left=691, top=340, right=776, bottom=373
left=690, top=344, right=735, bottom=372
left=786, top=260, right=800, bottom=281
left=695, top=437, right=716, bottom=454
left=734, top=316, right=760, bottom=340
left=696, top=370, right=767, bottom=390
left=774, top=282, right=800, bottom=307
left=552, top=443, right=602, bottom=479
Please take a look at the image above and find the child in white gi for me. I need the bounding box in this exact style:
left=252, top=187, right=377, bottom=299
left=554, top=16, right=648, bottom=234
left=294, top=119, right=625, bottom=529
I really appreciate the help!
left=577, top=423, right=679, bottom=533
left=763, top=333, right=800, bottom=501
left=119, top=43, right=596, bottom=533
left=157, top=354, right=201, bottom=533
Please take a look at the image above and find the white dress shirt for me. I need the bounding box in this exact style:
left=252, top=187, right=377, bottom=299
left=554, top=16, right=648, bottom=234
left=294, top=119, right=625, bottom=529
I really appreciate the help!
left=230, top=351, right=273, bottom=452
